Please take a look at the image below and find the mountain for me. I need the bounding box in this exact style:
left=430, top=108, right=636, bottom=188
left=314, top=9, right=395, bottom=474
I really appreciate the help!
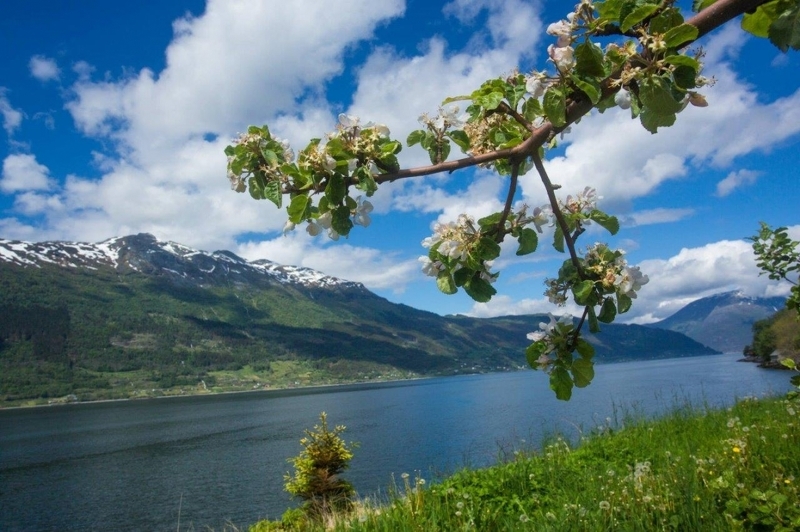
left=0, top=234, right=716, bottom=405
left=648, top=291, right=787, bottom=353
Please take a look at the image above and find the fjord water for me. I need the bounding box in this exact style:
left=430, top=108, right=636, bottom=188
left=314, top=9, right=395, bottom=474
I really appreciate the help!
left=0, top=355, right=794, bottom=531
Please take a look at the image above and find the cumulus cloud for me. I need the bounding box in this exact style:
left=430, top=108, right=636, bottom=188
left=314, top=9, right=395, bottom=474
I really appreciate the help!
left=518, top=25, right=800, bottom=211
left=29, top=55, right=61, bottom=82
left=0, top=89, right=24, bottom=136
left=715, top=169, right=761, bottom=197
left=621, top=208, right=695, bottom=227
left=465, top=230, right=798, bottom=323
left=1, top=154, right=54, bottom=193
left=236, top=233, right=421, bottom=292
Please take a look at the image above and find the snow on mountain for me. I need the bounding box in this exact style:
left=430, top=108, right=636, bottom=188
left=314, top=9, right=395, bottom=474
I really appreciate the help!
left=0, top=233, right=364, bottom=292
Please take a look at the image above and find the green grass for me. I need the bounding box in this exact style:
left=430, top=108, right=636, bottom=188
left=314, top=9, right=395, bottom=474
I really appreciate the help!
left=253, top=390, right=800, bottom=531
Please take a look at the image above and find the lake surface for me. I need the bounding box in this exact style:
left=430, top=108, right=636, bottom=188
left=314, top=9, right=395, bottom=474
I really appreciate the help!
left=0, top=354, right=794, bottom=531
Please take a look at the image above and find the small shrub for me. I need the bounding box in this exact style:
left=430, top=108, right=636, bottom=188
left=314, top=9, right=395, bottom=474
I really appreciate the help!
left=284, top=412, right=356, bottom=521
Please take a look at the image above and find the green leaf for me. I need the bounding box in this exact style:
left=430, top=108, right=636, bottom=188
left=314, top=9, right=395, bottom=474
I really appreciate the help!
left=475, top=236, right=502, bottom=261
left=287, top=195, right=310, bottom=223
left=664, top=54, right=700, bottom=70
left=261, top=148, right=279, bottom=167
left=673, top=65, right=698, bottom=89
left=692, top=0, right=717, bottom=12
left=588, top=306, right=600, bottom=334
left=649, top=8, right=684, bottom=34
left=265, top=180, right=282, bottom=208
left=769, top=4, right=800, bottom=52
left=639, top=76, right=683, bottom=115
left=621, top=4, right=660, bottom=32
left=741, top=1, right=783, bottom=38
left=516, top=228, right=539, bottom=256
left=575, top=338, right=595, bottom=359
left=639, top=107, right=676, bottom=133
left=596, top=0, right=624, bottom=21
left=663, top=24, right=699, bottom=48
left=590, top=210, right=620, bottom=235
left=571, top=358, right=595, bottom=388
left=407, top=130, right=426, bottom=147
left=550, top=367, right=573, bottom=401
left=553, top=225, right=565, bottom=253
left=522, top=97, right=542, bottom=122
left=475, top=91, right=505, bottom=110
left=448, top=130, right=471, bottom=151
left=436, top=271, right=458, bottom=295
left=574, top=42, right=606, bottom=77
left=248, top=176, right=262, bottom=200
left=573, top=280, right=595, bottom=306
left=331, top=205, right=353, bottom=236
left=464, top=275, right=497, bottom=303
left=617, top=291, right=633, bottom=314
left=441, top=94, right=472, bottom=104
left=453, top=267, right=472, bottom=287
left=543, top=88, right=567, bottom=128
left=526, top=342, right=548, bottom=368
left=325, top=174, right=347, bottom=204
left=478, top=212, right=503, bottom=228
left=571, top=76, right=601, bottom=104
left=598, top=297, right=617, bottom=323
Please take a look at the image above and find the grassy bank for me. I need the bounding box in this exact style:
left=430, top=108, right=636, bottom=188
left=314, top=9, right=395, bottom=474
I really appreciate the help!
left=253, top=390, right=800, bottom=531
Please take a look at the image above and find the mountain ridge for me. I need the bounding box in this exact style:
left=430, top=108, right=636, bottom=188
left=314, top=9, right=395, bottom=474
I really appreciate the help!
left=1, top=233, right=718, bottom=405
left=649, top=291, right=787, bottom=353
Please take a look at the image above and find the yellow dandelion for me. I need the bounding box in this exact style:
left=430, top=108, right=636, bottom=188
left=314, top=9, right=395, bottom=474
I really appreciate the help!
left=732, top=446, right=741, bottom=453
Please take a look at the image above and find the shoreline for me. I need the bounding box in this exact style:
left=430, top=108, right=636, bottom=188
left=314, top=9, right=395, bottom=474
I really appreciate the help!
left=0, top=353, right=745, bottom=411
left=0, top=372, right=447, bottom=411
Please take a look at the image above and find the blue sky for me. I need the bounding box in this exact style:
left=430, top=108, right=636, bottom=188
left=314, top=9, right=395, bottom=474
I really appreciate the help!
left=1, top=0, right=798, bottom=323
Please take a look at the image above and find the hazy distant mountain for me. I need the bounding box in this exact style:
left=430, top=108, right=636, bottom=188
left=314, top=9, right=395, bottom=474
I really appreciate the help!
left=649, top=291, right=787, bottom=353
left=1, top=234, right=716, bottom=402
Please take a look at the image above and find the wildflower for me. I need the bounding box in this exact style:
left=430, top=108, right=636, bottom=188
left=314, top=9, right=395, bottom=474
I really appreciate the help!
left=520, top=514, right=530, bottom=523
left=732, top=446, right=741, bottom=453
left=599, top=501, right=611, bottom=510
left=401, top=472, right=410, bottom=480
left=456, top=502, right=464, bottom=509
left=546, top=511, right=556, bottom=520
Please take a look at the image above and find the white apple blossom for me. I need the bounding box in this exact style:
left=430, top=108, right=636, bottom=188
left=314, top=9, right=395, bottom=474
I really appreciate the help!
left=353, top=196, right=373, bottom=227
left=548, top=44, right=575, bottom=72
left=283, top=220, right=296, bottom=235
left=419, top=256, right=445, bottom=277
left=615, top=88, right=632, bottom=110
left=525, top=74, right=547, bottom=99
left=547, top=20, right=573, bottom=47
left=338, top=113, right=360, bottom=128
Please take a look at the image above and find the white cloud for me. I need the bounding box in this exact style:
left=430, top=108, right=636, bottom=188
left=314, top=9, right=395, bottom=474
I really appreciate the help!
left=465, top=232, right=798, bottom=323
left=518, top=27, right=800, bottom=210
left=29, top=55, right=61, bottom=82
left=715, top=169, right=761, bottom=197
left=0, top=89, right=24, bottom=136
left=67, top=0, right=405, bottom=156
left=1, top=154, right=54, bottom=193
left=236, top=233, right=420, bottom=292
left=621, top=208, right=695, bottom=227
